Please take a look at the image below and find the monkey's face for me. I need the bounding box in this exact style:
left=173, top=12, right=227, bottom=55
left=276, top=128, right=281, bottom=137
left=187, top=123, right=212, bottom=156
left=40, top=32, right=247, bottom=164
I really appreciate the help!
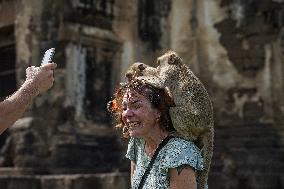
left=157, top=52, right=181, bottom=66
left=125, top=62, right=148, bottom=81
left=156, top=53, right=178, bottom=79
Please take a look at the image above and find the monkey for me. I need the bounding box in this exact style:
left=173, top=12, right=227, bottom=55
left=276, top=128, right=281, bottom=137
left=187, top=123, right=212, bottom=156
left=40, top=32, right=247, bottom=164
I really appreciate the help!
left=123, top=56, right=213, bottom=189
left=156, top=50, right=214, bottom=189
left=125, top=62, right=158, bottom=82
left=124, top=62, right=167, bottom=89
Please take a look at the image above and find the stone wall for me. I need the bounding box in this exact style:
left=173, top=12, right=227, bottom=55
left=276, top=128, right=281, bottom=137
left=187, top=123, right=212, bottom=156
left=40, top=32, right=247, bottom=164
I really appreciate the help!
left=0, top=0, right=126, bottom=175
left=0, top=173, right=129, bottom=189
left=0, top=0, right=283, bottom=189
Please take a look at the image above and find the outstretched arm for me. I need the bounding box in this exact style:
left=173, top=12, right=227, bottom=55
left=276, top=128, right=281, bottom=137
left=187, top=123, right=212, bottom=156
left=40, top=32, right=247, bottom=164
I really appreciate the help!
left=0, top=63, right=57, bottom=134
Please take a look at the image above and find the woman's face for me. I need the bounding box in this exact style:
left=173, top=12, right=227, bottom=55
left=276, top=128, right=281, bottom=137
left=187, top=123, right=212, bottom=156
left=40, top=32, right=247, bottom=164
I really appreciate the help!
left=121, top=89, right=160, bottom=138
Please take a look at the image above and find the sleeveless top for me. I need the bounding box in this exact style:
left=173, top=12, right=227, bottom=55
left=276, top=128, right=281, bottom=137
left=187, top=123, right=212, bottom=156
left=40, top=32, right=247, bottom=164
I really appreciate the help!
left=126, top=137, right=205, bottom=189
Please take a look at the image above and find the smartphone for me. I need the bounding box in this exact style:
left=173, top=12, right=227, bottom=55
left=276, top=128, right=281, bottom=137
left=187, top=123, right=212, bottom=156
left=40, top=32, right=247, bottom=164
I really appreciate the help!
left=41, top=48, right=55, bottom=65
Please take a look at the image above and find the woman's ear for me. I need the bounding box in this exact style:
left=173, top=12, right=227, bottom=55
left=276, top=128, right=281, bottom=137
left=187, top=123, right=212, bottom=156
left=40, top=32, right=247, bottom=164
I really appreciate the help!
left=155, top=112, right=161, bottom=123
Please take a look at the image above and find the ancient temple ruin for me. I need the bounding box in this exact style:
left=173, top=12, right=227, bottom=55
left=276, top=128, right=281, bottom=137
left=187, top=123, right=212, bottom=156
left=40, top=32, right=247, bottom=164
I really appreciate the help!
left=0, top=0, right=283, bottom=188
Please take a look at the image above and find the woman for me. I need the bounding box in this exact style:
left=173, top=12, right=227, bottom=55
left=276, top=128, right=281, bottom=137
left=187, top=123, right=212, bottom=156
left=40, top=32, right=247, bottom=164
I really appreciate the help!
left=108, top=79, right=204, bottom=189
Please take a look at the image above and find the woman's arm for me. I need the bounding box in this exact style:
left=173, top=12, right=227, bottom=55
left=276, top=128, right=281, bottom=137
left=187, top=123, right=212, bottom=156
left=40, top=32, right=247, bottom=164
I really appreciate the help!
left=169, top=166, right=197, bottom=189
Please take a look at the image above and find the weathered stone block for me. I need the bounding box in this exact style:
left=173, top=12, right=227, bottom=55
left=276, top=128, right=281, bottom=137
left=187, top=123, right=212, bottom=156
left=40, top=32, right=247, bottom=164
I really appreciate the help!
left=71, top=173, right=129, bottom=189
left=41, top=176, right=69, bottom=189
left=0, top=176, right=41, bottom=189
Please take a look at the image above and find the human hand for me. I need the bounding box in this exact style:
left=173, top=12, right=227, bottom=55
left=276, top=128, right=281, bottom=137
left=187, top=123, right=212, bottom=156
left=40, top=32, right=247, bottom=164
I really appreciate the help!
left=25, top=62, right=57, bottom=95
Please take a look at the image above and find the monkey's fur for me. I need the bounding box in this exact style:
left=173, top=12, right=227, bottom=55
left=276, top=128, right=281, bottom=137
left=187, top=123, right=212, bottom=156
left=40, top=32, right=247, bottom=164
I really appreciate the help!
left=157, top=51, right=214, bottom=189
left=125, top=52, right=214, bottom=189
left=125, top=62, right=166, bottom=90
left=125, top=62, right=158, bottom=81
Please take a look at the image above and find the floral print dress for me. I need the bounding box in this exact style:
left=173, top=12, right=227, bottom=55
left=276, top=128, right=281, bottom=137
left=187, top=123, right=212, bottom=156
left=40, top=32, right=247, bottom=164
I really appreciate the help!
left=126, top=137, right=205, bottom=189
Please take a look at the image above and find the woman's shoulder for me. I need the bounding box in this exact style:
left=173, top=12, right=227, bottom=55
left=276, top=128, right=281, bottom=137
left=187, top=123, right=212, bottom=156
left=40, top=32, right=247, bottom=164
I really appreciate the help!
left=168, top=137, right=200, bottom=150
left=160, top=137, right=204, bottom=171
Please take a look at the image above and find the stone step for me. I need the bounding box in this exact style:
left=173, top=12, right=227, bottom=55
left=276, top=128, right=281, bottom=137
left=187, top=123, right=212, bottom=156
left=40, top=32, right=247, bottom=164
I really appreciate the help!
left=229, top=148, right=284, bottom=160
left=211, top=148, right=284, bottom=175
left=237, top=162, right=284, bottom=174
left=214, top=136, right=280, bottom=149
left=210, top=160, right=284, bottom=174
left=212, top=148, right=284, bottom=164
left=213, top=147, right=284, bottom=157
left=215, top=123, right=277, bottom=137
left=0, top=172, right=129, bottom=189
left=208, top=172, right=282, bottom=189
left=210, top=123, right=284, bottom=188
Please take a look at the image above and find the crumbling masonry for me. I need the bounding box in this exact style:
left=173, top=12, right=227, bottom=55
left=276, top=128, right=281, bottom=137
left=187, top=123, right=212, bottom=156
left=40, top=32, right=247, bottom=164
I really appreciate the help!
left=0, top=0, right=283, bottom=189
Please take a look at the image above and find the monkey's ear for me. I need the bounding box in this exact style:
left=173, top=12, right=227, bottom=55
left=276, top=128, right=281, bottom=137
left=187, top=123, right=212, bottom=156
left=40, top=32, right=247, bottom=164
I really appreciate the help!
left=138, top=63, right=146, bottom=71
left=168, top=54, right=177, bottom=65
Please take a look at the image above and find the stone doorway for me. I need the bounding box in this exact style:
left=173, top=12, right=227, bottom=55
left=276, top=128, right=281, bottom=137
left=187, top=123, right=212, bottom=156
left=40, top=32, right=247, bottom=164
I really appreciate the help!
left=0, top=26, right=16, bottom=162
left=0, top=44, right=16, bottom=99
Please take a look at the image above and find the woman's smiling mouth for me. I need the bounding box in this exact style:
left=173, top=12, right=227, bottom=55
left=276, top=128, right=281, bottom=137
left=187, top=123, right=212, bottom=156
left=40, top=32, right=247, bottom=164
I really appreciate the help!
left=127, top=121, right=141, bottom=129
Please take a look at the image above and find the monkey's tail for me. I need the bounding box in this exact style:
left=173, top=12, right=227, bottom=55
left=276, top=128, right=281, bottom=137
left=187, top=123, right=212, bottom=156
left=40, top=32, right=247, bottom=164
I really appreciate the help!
left=197, top=130, right=214, bottom=189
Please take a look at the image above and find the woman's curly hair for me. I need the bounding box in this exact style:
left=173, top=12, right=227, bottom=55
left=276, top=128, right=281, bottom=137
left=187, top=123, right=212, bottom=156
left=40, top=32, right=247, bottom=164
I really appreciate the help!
left=107, top=79, right=175, bottom=138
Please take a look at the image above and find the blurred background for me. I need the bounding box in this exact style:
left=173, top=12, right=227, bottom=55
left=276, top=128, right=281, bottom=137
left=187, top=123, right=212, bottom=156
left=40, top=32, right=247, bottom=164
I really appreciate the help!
left=0, top=0, right=283, bottom=188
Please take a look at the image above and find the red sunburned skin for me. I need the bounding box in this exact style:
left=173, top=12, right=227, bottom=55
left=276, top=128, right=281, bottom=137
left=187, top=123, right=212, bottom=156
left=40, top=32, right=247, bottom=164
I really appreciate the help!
left=121, top=90, right=160, bottom=138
